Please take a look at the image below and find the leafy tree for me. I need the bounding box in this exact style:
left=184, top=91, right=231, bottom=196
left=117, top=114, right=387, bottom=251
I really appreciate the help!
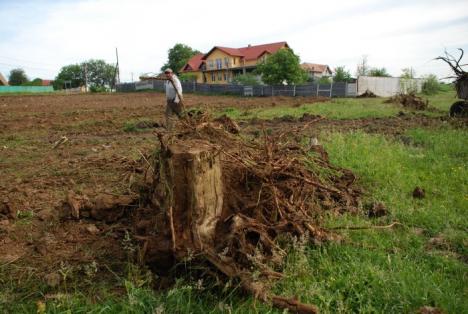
left=256, top=48, right=308, bottom=85
left=54, top=64, right=84, bottom=89
left=333, top=66, right=352, bottom=82
left=356, top=55, right=369, bottom=77
left=8, top=68, right=28, bottom=85
left=400, top=67, right=417, bottom=94
left=232, top=73, right=260, bottom=86
left=161, top=43, right=201, bottom=74
left=422, top=74, right=440, bottom=95
left=401, top=67, right=415, bottom=79
left=54, top=60, right=115, bottom=90
left=84, top=59, right=115, bottom=90
left=368, top=67, right=390, bottom=77
left=317, top=76, right=331, bottom=84
left=29, top=78, right=43, bottom=86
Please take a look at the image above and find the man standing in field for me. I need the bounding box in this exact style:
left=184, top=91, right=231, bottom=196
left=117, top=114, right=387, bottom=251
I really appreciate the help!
left=164, top=68, right=183, bottom=130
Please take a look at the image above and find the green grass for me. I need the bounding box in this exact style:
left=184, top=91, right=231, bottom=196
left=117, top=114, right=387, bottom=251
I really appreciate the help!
left=281, top=127, right=467, bottom=313
left=218, top=90, right=457, bottom=120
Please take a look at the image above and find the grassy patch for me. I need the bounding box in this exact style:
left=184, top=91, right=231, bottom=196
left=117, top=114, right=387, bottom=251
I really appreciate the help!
left=276, top=127, right=468, bottom=313
left=218, top=91, right=457, bottom=121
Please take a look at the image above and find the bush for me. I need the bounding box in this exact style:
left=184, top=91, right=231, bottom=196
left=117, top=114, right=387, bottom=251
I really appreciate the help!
left=422, top=74, right=440, bottom=95
left=317, top=77, right=331, bottom=85
left=232, top=73, right=261, bottom=86
left=179, top=73, right=198, bottom=82
left=90, top=85, right=108, bottom=93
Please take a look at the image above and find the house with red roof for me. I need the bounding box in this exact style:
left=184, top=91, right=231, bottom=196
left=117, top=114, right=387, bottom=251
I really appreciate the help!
left=301, top=63, right=332, bottom=80
left=180, top=42, right=289, bottom=84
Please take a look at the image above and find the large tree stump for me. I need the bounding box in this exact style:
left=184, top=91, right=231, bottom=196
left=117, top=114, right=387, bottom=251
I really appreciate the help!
left=149, top=139, right=223, bottom=263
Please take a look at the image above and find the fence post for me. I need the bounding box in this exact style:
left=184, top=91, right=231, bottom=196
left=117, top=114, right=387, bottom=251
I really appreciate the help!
left=293, top=85, right=296, bottom=97
left=330, top=82, right=333, bottom=98
left=316, top=84, right=319, bottom=97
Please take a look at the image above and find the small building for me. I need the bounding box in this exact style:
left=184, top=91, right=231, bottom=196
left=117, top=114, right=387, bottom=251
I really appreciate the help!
left=0, top=72, right=8, bottom=86
left=41, top=79, right=53, bottom=86
left=180, top=42, right=290, bottom=84
left=301, top=63, right=332, bottom=80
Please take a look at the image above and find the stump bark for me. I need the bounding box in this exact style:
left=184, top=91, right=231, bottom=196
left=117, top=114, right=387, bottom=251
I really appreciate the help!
left=151, top=139, right=223, bottom=261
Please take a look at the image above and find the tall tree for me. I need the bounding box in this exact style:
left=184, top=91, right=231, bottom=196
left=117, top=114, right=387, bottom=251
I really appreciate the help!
left=54, top=64, right=84, bottom=90
left=54, top=60, right=115, bottom=90
left=256, top=48, right=308, bottom=85
left=8, top=68, right=28, bottom=85
left=333, top=66, right=352, bottom=82
left=84, top=59, right=115, bottom=89
left=368, top=67, right=391, bottom=77
left=356, top=55, right=369, bottom=77
left=401, top=67, right=416, bottom=79
left=161, top=43, right=201, bottom=73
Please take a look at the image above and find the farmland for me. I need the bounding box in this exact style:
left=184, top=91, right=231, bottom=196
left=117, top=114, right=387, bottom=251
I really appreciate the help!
left=0, top=91, right=467, bottom=313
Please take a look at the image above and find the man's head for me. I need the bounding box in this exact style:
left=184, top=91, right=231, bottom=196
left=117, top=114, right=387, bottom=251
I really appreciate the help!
left=164, top=68, right=173, bottom=79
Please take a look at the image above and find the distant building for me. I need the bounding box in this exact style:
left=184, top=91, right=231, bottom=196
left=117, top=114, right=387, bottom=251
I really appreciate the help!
left=301, top=63, right=332, bottom=80
left=180, top=42, right=290, bottom=84
left=0, top=72, right=8, bottom=86
left=41, top=79, right=53, bottom=86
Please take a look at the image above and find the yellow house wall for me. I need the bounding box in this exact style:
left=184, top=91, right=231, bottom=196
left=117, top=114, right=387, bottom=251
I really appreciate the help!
left=205, top=49, right=235, bottom=70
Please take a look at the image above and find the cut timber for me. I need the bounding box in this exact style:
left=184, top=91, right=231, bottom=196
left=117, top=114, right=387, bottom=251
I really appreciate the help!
left=151, top=139, right=223, bottom=260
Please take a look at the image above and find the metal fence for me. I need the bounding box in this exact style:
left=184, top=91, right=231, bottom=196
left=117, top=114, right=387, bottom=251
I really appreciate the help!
left=117, top=81, right=357, bottom=98
left=0, top=86, right=54, bottom=93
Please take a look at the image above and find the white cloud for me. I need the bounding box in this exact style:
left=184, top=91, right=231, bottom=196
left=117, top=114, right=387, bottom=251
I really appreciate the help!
left=0, top=0, right=467, bottom=81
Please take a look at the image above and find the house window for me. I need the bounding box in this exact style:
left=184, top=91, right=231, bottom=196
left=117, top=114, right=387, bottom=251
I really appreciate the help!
left=216, top=58, right=222, bottom=69
left=233, top=58, right=236, bottom=65
left=223, top=72, right=227, bottom=81
left=211, top=72, right=216, bottom=81
left=224, top=57, right=229, bottom=67
left=209, top=60, right=214, bottom=69
left=218, top=72, right=222, bottom=81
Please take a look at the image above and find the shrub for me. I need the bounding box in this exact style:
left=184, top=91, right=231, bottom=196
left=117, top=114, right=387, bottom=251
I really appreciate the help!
left=232, top=73, right=261, bottom=86
left=422, top=74, right=440, bottom=95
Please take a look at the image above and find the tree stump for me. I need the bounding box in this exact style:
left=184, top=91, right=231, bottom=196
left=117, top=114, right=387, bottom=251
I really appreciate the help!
left=147, top=139, right=223, bottom=265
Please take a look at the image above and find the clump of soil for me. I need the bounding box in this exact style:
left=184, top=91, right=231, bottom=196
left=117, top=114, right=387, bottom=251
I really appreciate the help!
left=366, top=202, right=388, bottom=218
left=357, top=90, right=378, bottom=98
left=385, top=92, right=428, bottom=110
left=412, top=187, right=426, bottom=199
left=129, top=114, right=361, bottom=312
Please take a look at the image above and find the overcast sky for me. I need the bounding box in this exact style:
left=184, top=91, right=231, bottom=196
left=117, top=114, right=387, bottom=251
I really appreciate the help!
left=1, top=0, right=467, bottom=82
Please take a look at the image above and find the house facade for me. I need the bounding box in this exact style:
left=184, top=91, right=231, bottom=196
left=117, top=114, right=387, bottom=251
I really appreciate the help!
left=301, top=63, right=332, bottom=80
left=180, top=42, right=289, bottom=84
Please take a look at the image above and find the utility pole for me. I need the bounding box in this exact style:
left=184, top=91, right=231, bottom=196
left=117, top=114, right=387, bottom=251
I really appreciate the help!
left=115, top=47, right=120, bottom=84
left=84, top=63, right=88, bottom=92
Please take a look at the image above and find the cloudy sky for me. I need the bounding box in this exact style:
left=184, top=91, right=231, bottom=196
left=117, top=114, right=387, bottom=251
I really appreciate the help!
left=1, top=0, right=467, bottom=82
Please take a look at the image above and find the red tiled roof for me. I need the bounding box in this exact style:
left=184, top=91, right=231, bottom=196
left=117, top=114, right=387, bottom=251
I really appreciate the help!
left=180, top=53, right=205, bottom=72
left=201, top=41, right=288, bottom=61
left=180, top=42, right=289, bottom=72
left=301, top=63, right=331, bottom=74
left=238, top=42, right=288, bottom=60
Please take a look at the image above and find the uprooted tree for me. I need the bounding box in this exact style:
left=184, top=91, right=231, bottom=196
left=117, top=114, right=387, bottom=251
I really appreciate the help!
left=130, top=114, right=361, bottom=313
left=61, top=113, right=362, bottom=313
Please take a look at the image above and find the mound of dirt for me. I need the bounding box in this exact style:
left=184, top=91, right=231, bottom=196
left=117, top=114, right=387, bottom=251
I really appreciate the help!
left=357, top=90, right=378, bottom=98
left=385, top=93, right=428, bottom=110
left=129, top=114, right=361, bottom=312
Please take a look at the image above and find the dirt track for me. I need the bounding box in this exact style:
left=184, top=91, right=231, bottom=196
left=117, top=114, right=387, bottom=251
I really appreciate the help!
left=0, top=92, right=458, bottom=293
